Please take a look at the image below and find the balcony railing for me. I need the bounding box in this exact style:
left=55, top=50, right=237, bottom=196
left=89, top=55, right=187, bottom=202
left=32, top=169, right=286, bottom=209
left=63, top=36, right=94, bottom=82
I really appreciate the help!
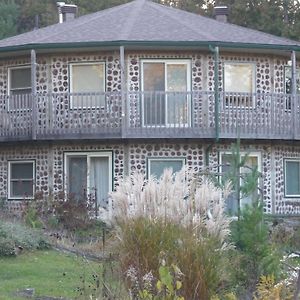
left=0, top=91, right=298, bottom=141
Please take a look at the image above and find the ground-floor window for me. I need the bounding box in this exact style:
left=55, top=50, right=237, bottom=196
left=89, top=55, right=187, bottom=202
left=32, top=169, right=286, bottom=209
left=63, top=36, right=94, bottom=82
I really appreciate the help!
left=284, top=159, right=300, bottom=197
left=8, top=160, right=35, bottom=199
left=64, top=151, right=113, bottom=207
left=147, top=157, right=185, bottom=178
left=219, top=152, right=261, bottom=214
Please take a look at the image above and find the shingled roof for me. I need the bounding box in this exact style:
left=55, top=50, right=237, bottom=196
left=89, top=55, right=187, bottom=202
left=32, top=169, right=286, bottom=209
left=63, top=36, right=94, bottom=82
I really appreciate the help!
left=0, top=0, right=299, bottom=52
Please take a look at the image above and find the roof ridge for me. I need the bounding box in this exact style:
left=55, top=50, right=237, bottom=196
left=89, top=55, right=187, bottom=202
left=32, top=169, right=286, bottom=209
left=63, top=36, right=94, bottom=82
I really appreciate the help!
left=37, top=2, right=135, bottom=43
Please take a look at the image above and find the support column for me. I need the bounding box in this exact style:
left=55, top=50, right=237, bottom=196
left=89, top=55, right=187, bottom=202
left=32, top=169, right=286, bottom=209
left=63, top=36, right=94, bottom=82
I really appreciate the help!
left=120, top=45, right=126, bottom=137
left=291, top=50, right=297, bottom=138
left=31, top=49, right=37, bottom=140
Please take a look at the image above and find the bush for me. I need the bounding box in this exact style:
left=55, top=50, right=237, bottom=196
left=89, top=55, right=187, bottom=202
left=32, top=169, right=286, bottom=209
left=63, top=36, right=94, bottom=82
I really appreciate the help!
left=230, top=202, right=281, bottom=297
left=0, top=236, right=16, bottom=256
left=110, top=168, right=233, bottom=299
left=0, top=219, right=50, bottom=256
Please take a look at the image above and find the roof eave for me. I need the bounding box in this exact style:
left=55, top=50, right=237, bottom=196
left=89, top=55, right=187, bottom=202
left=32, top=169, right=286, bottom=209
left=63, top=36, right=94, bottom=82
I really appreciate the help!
left=0, top=40, right=299, bottom=54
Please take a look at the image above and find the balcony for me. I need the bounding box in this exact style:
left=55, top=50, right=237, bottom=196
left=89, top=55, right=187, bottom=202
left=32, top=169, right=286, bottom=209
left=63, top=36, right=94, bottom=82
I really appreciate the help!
left=0, top=91, right=298, bottom=141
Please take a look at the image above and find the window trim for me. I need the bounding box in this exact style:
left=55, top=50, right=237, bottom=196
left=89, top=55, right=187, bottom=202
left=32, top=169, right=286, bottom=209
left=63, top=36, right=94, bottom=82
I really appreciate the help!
left=219, top=150, right=261, bottom=172
left=64, top=151, right=113, bottom=200
left=223, top=62, right=256, bottom=108
left=8, top=65, right=32, bottom=111
left=8, top=160, right=35, bottom=200
left=8, top=65, right=32, bottom=96
left=69, top=61, right=106, bottom=109
left=147, top=157, right=186, bottom=179
left=219, top=151, right=261, bottom=202
left=284, top=158, right=300, bottom=198
left=140, top=59, right=192, bottom=127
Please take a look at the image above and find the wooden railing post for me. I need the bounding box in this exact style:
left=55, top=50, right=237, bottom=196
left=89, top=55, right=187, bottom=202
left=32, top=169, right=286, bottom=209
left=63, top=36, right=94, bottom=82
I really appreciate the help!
left=120, top=45, right=126, bottom=138
left=291, top=50, right=297, bottom=139
left=31, top=49, right=37, bottom=140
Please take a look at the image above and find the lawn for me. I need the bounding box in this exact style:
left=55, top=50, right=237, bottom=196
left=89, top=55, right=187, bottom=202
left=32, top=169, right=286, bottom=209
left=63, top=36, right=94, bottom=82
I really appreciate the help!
left=0, top=250, right=113, bottom=300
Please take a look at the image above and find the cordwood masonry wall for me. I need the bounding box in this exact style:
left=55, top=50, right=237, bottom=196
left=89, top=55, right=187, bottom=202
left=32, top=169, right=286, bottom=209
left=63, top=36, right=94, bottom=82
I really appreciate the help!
left=0, top=50, right=299, bottom=215
left=2, top=141, right=300, bottom=215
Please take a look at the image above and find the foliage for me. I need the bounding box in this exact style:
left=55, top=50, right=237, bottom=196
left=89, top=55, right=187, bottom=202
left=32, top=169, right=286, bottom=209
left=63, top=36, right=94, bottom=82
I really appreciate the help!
left=110, top=168, right=233, bottom=299
left=127, top=262, right=184, bottom=300
left=230, top=202, right=281, bottom=296
left=0, top=0, right=299, bottom=41
left=0, top=236, right=16, bottom=256
left=0, top=0, right=19, bottom=39
left=253, top=275, right=294, bottom=300
left=23, top=202, right=43, bottom=229
left=0, top=219, right=49, bottom=256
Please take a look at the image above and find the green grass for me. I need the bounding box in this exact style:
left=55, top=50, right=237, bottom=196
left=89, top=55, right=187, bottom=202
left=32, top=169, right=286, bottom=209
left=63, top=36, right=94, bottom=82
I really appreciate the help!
left=0, top=250, right=108, bottom=300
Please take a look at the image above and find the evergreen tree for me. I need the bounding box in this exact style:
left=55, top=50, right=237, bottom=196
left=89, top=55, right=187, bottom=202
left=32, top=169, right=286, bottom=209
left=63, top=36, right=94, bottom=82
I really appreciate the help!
left=0, top=0, right=19, bottom=39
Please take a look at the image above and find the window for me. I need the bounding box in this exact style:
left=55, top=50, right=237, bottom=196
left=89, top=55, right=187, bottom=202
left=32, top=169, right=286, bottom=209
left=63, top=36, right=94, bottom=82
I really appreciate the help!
left=147, top=158, right=185, bottom=178
left=284, top=159, right=300, bottom=197
left=64, top=152, right=112, bottom=207
left=69, top=62, right=105, bottom=108
left=8, top=161, right=35, bottom=199
left=224, top=62, right=255, bottom=107
left=8, top=66, right=31, bottom=110
left=220, top=152, right=261, bottom=214
left=141, top=60, right=191, bottom=126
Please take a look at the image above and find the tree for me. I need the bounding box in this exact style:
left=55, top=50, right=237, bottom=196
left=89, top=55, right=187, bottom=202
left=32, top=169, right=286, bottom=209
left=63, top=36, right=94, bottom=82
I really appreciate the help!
left=14, top=0, right=58, bottom=33
left=0, top=1, right=19, bottom=39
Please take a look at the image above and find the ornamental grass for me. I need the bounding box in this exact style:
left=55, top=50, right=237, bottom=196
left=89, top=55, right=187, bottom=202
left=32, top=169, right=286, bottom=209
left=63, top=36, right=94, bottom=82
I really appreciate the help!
left=110, top=167, right=233, bottom=299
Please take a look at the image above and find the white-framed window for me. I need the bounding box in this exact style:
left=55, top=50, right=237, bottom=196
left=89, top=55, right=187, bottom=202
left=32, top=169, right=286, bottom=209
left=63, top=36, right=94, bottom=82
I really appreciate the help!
left=64, top=151, right=113, bottom=207
left=141, top=59, right=191, bottom=127
left=219, top=151, right=261, bottom=214
left=284, top=159, right=300, bottom=197
left=223, top=62, right=255, bottom=107
left=69, top=62, right=106, bottom=108
left=147, top=157, right=185, bottom=179
left=8, top=65, right=32, bottom=110
left=8, top=160, right=35, bottom=199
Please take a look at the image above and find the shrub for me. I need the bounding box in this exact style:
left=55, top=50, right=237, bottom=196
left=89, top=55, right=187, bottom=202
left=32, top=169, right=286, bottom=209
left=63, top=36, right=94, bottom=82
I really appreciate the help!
left=110, top=168, right=233, bottom=299
left=230, top=202, right=281, bottom=297
left=0, top=219, right=50, bottom=255
left=0, top=236, right=16, bottom=256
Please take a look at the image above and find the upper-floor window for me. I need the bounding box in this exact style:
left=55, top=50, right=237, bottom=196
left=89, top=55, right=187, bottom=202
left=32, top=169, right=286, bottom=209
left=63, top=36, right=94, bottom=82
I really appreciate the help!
left=141, top=60, right=191, bottom=127
left=224, top=62, right=255, bottom=107
left=69, top=62, right=105, bottom=108
left=8, top=66, right=31, bottom=110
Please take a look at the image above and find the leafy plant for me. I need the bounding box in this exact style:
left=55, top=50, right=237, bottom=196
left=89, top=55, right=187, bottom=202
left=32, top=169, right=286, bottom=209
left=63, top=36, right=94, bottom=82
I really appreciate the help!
left=128, top=262, right=184, bottom=300
left=253, top=275, right=293, bottom=300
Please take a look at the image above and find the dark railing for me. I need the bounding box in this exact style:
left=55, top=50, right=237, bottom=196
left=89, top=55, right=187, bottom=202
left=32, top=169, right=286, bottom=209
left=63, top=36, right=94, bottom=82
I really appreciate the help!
left=0, top=91, right=298, bottom=141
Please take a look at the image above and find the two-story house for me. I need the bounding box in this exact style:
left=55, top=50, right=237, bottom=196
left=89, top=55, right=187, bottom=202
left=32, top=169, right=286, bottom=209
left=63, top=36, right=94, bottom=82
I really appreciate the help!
left=0, top=0, right=300, bottom=216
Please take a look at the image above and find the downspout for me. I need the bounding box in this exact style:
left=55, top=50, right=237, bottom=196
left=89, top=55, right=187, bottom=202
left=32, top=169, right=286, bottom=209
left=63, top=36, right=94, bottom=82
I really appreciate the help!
left=205, top=45, right=220, bottom=167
